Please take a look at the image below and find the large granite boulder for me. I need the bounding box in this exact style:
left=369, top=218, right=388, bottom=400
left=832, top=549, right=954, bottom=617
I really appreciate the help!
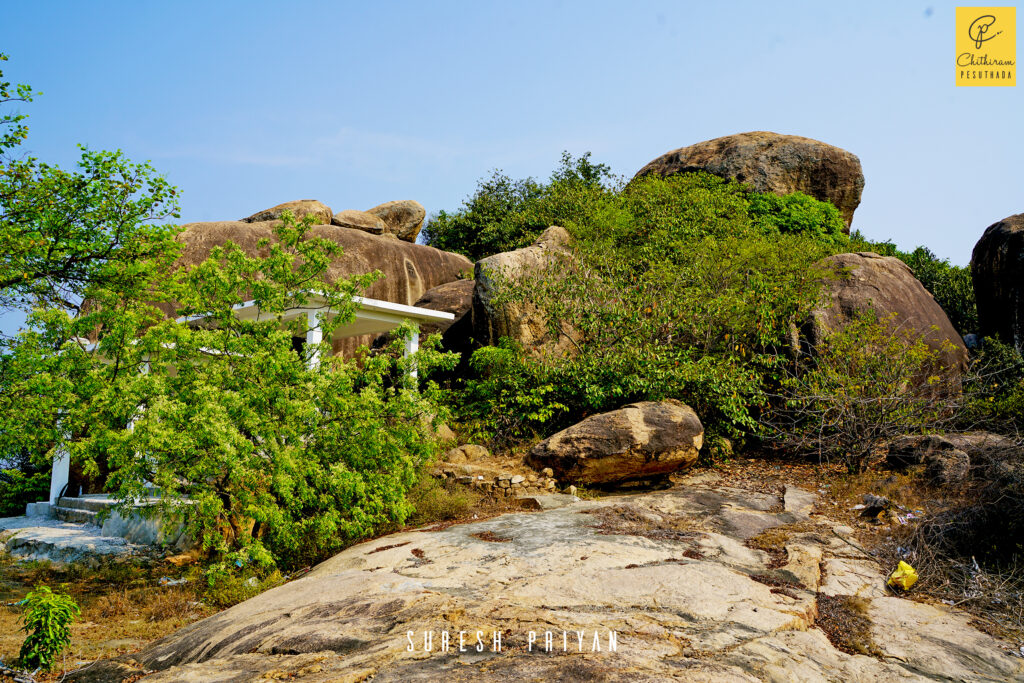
left=331, top=209, right=387, bottom=235
left=807, top=252, right=968, bottom=376
left=473, top=226, right=572, bottom=353
left=366, top=199, right=426, bottom=243
left=171, top=221, right=472, bottom=356
left=240, top=199, right=333, bottom=225
left=526, top=400, right=703, bottom=485
left=971, top=213, right=1024, bottom=349
left=633, top=132, right=865, bottom=229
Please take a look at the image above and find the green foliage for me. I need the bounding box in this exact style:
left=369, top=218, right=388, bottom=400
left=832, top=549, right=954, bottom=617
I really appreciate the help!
left=0, top=55, right=180, bottom=314
left=452, top=169, right=844, bottom=446
left=1, top=213, right=457, bottom=572
left=0, top=53, right=37, bottom=154
left=422, top=152, right=617, bottom=260
left=963, top=336, right=1024, bottom=433
left=767, top=313, right=961, bottom=472
left=747, top=191, right=847, bottom=245
left=17, top=585, right=80, bottom=672
left=849, top=233, right=977, bottom=336
left=456, top=342, right=569, bottom=445
left=0, top=466, right=49, bottom=517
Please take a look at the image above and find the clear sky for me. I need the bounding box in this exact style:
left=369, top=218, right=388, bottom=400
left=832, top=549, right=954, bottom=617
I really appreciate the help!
left=1, top=2, right=1021, bottom=311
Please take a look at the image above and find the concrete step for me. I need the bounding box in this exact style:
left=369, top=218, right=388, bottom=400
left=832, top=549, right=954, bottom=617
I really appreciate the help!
left=53, top=506, right=98, bottom=524
left=57, top=495, right=118, bottom=513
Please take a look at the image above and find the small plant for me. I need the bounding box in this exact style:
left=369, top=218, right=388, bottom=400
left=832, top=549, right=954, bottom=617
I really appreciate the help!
left=17, top=585, right=80, bottom=672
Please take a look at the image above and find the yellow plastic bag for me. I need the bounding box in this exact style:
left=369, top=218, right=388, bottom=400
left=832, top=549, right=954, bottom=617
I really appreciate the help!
left=887, top=561, right=919, bottom=591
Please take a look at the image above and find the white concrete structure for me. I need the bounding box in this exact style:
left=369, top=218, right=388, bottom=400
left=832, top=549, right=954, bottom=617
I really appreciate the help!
left=44, top=295, right=453, bottom=510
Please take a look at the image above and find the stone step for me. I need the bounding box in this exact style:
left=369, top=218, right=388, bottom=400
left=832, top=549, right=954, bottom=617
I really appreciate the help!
left=53, top=506, right=98, bottom=524
left=57, top=495, right=118, bottom=513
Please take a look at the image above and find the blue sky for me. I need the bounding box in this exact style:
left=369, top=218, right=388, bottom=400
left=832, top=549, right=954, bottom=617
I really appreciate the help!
left=1, top=1, right=1021, bottom=312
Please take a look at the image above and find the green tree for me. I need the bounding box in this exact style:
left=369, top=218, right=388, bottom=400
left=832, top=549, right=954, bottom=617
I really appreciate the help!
left=2, top=213, right=456, bottom=572
left=0, top=53, right=180, bottom=315
left=422, top=151, right=617, bottom=260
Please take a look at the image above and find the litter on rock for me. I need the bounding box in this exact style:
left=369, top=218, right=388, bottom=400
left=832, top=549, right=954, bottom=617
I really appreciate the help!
left=887, top=560, right=919, bottom=591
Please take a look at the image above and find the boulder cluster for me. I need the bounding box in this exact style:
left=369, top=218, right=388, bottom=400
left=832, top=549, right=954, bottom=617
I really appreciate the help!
left=172, top=130, right=1020, bottom=488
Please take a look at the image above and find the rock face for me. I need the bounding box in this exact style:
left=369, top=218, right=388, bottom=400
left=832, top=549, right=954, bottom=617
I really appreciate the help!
left=330, top=209, right=387, bottom=235
left=473, top=226, right=571, bottom=352
left=971, top=213, right=1024, bottom=349
left=808, top=252, right=968, bottom=375
left=526, top=400, right=704, bottom=485
left=240, top=199, right=333, bottom=225
left=366, top=199, right=426, bottom=243
left=171, top=221, right=472, bottom=356
left=633, top=132, right=865, bottom=229
left=70, top=475, right=1023, bottom=683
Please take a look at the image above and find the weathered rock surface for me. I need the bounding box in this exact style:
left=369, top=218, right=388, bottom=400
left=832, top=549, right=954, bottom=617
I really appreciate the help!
left=887, top=432, right=1014, bottom=469
left=633, top=132, right=865, bottom=229
left=0, top=516, right=146, bottom=564
left=972, top=212, right=1024, bottom=348
left=366, top=199, right=427, bottom=243
left=240, top=199, right=333, bottom=225
left=71, top=476, right=1023, bottom=682
left=526, top=400, right=704, bottom=485
left=171, top=221, right=472, bottom=357
left=331, top=209, right=387, bottom=235
left=807, top=252, right=968, bottom=376
left=473, top=226, right=572, bottom=352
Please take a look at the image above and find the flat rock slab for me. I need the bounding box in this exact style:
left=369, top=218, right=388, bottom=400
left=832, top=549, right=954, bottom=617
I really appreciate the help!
left=515, top=493, right=581, bottom=510
left=0, top=515, right=146, bottom=563
left=69, top=480, right=1024, bottom=682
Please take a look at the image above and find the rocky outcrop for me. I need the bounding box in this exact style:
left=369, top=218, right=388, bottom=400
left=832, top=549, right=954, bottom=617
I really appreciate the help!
left=240, top=199, right=333, bottom=225
left=70, top=475, right=1023, bottom=682
left=808, top=252, right=968, bottom=376
left=633, top=132, right=865, bottom=229
left=473, top=226, right=572, bottom=353
left=330, top=209, right=387, bottom=235
left=171, top=221, right=472, bottom=356
left=971, top=213, right=1024, bottom=349
left=366, top=199, right=426, bottom=243
left=526, top=400, right=704, bottom=485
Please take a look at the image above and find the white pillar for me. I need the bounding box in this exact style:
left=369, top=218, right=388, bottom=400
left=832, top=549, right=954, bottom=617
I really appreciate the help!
left=49, top=443, right=70, bottom=505
left=404, top=329, right=419, bottom=379
left=306, top=310, right=323, bottom=369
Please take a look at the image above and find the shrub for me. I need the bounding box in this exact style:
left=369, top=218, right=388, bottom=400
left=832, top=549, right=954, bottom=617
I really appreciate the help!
left=452, top=170, right=844, bottom=447
left=764, top=313, right=962, bottom=472
left=17, top=585, right=80, bottom=672
left=962, top=336, right=1024, bottom=434
left=0, top=466, right=49, bottom=517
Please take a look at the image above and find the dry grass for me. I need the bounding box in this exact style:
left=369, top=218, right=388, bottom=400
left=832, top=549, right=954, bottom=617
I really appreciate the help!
left=0, top=556, right=211, bottom=681
left=816, top=594, right=881, bottom=656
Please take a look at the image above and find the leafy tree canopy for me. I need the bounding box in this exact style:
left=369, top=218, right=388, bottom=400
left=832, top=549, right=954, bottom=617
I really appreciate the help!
left=0, top=53, right=180, bottom=316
